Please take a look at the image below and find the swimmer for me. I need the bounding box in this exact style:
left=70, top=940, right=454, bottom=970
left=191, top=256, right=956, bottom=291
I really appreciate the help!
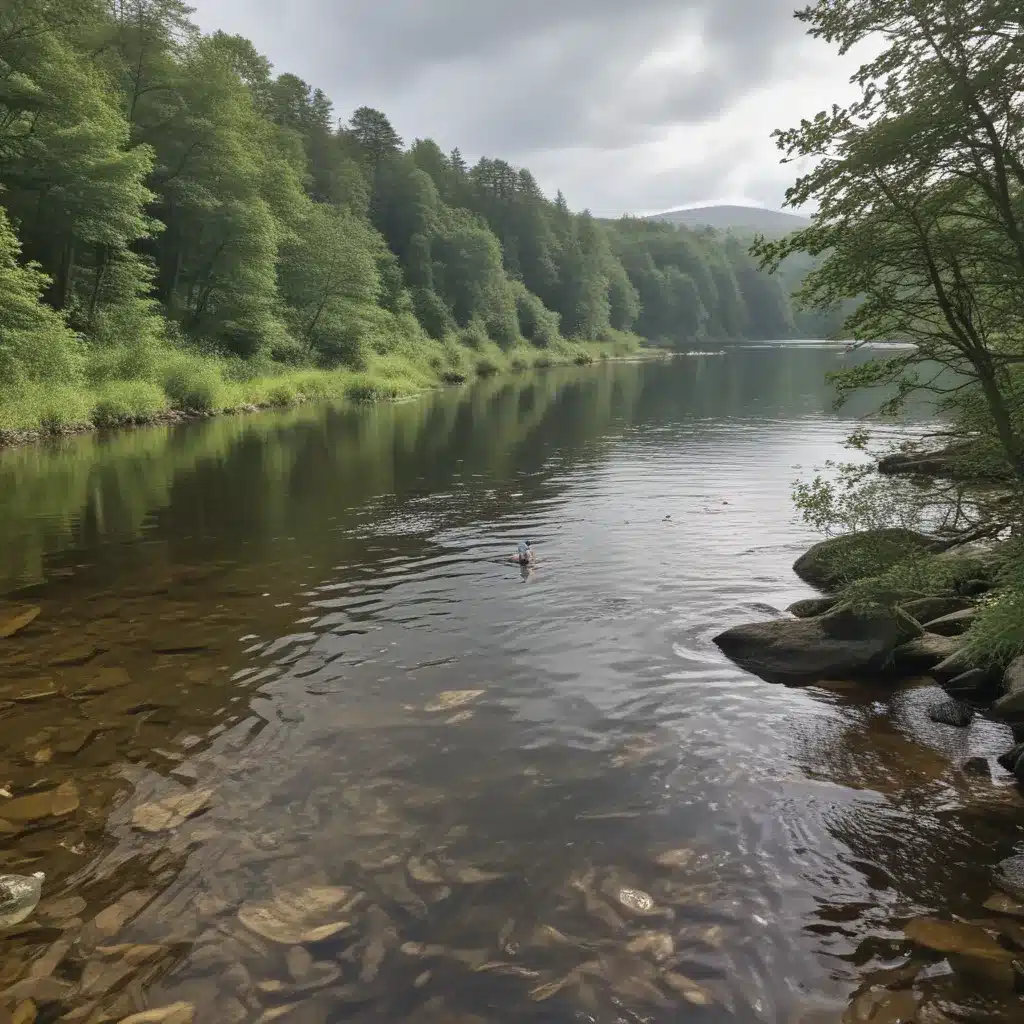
left=511, top=539, right=534, bottom=566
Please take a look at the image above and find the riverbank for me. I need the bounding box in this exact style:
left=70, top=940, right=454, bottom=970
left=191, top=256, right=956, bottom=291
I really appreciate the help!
left=0, top=333, right=659, bottom=450
left=714, top=525, right=1023, bottom=749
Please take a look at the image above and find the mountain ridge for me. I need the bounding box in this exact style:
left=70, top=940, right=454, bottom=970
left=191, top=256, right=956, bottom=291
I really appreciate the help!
left=646, top=204, right=811, bottom=234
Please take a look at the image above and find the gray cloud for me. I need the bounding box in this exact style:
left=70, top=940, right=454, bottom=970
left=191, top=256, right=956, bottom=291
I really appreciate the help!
left=189, top=0, right=848, bottom=214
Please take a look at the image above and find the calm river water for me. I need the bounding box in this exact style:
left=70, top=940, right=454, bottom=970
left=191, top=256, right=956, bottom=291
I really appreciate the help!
left=0, top=346, right=1022, bottom=1023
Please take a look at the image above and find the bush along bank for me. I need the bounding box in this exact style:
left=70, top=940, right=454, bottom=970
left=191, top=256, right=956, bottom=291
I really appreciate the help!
left=713, top=527, right=1024, bottom=902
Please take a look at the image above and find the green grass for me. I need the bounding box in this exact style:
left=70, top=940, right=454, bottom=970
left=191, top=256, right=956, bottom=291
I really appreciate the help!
left=960, top=542, right=1024, bottom=668
left=0, top=329, right=643, bottom=439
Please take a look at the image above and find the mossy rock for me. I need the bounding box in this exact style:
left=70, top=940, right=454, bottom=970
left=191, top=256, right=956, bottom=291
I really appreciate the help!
left=793, top=529, right=938, bottom=592
left=787, top=597, right=838, bottom=619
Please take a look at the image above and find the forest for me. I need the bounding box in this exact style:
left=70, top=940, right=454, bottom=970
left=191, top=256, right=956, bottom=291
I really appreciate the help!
left=0, top=0, right=834, bottom=436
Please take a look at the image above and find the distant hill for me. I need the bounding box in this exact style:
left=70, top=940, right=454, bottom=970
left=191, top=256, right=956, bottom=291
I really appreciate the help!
left=647, top=204, right=811, bottom=235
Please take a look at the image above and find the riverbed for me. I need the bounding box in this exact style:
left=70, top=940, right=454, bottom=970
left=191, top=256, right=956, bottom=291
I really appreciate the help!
left=0, top=347, right=1021, bottom=1022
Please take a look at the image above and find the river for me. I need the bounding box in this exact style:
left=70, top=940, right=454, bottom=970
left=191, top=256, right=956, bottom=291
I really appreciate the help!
left=0, top=345, right=1021, bottom=1023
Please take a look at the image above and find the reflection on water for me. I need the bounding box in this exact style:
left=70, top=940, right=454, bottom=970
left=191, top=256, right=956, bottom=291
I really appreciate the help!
left=0, top=349, right=1022, bottom=1022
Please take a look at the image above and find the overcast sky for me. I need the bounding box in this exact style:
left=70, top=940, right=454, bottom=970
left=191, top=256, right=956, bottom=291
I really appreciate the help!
left=188, top=0, right=866, bottom=217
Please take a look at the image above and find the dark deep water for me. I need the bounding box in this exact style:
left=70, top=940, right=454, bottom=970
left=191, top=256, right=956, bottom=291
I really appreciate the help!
left=0, top=347, right=1022, bottom=1023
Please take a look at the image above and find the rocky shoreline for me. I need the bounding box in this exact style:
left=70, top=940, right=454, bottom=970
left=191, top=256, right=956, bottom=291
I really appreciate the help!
left=713, top=526, right=1024, bottom=953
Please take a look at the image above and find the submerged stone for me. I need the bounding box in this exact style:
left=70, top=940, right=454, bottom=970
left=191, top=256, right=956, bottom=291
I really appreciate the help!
left=422, top=690, right=485, bottom=713
left=131, top=789, right=212, bottom=833
left=0, top=605, right=41, bottom=639
left=2, top=783, right=79, bottom=823
left=928, top=698, right=975, bottom=728
left=904, top=916, right=1011, bottom=960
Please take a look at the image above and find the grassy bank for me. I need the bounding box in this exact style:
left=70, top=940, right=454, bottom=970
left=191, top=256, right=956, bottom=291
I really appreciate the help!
left=0, top=331, right=645, bottom=446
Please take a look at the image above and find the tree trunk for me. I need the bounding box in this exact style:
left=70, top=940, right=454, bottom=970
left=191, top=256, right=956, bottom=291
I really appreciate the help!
left=977, top=362, right=1024, bottom=482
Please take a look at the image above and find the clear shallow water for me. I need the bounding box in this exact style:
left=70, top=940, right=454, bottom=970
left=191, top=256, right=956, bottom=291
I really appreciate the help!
left=0, top=348, right=1022, bottom=1022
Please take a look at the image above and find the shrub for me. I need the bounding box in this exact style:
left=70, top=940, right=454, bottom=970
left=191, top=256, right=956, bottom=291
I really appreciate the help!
left=475, top=353, right=503, bottom=377
left=459, top=318, right=489, bottom=350
left=37, top=387, right=92, bottom=433
left=344, top=375, right=401, bottom=403
left=161, top=357, right=226, bottom=412
left=91, top=380, right=168, bottom=427
left=265, top=381, right=298, bottom=407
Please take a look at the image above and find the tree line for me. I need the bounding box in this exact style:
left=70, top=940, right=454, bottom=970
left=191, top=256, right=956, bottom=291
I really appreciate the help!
left=0, top=0, right=836, bottom=430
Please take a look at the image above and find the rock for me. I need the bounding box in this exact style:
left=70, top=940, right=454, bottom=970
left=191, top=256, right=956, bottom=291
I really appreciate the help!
left=930, top=647, right=989, bottom=684
left=877, top=446, right=972, bottom=477
left=117, top=1004, right=195, bottom=1024
left=2, top=784, right=79, bottom=823
left=287, top=946, right=314, bottom=982
left=984, top=892, right=1024, bottom=917
left=993, top=656, right=1024, bottom=721
left=962, top=757, right=991, bottom=778
left=901, top=597, right=973, bottom=625
left=787, top=597, right=838, bottom=619
left=423, top=690, right=485, bottom=713
left=91, top=891, right=154, bottom=939
left=712, top=605, right=921, bottom=685
left=131, top=789, right=212, bottom=833
left=49, top=644, right=103, bottom=667
left=74, top=667, right=132, bottom=697
left=237, top=886, right=354, bottom=945
left=37, top=897, right=83, bottom=929
left=792, top=529, right=937, bottom=592
left=0, top=977, right=74, bottom=1005
left=0, top=606, right=41, bottom=639
left=843, top=987, right=920, bottom=1023
left=904, top=916, right=1013, bottom=960
left=12, top=1000, right=36, bottom=1024
left=892, top=633, right=961, bottom=672
left=941, top=668, right=991, bottom=699
left=1, top=680, right=59, bottom=703
left=921, top=608, right=977, bottom=637
left=662, top=972, right=714, bottom=1006
left=997, top=743, right=1024, bottom=774
left=994, top=856, right=1024, bottom=902
left=80, top=959, right=134, bottom=998
left=928, top=699, right=975, bottom=728
left=610, top=887, right=658, bottom=916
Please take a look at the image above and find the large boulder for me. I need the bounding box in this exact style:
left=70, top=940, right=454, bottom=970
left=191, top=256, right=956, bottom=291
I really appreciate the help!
left=900, top=596, right=973, bottom=625
left=993, top=656, right=1024, bottom=722
left=712, top=605, right=922, bottom=685
left=877, top=445, right=973, bottom=478
left=793, top=529, right=937, bottom=592
left=942, top=668, right=992, bottom=700
left=930, top=647, right=984, bottom=684
left=892, top=633, right=961, bottom=673
left=921, top=607, right=978, bottom=637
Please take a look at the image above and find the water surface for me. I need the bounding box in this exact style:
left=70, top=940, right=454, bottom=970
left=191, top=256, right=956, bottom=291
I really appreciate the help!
left=1, top=348, right=1022, bottom=1023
